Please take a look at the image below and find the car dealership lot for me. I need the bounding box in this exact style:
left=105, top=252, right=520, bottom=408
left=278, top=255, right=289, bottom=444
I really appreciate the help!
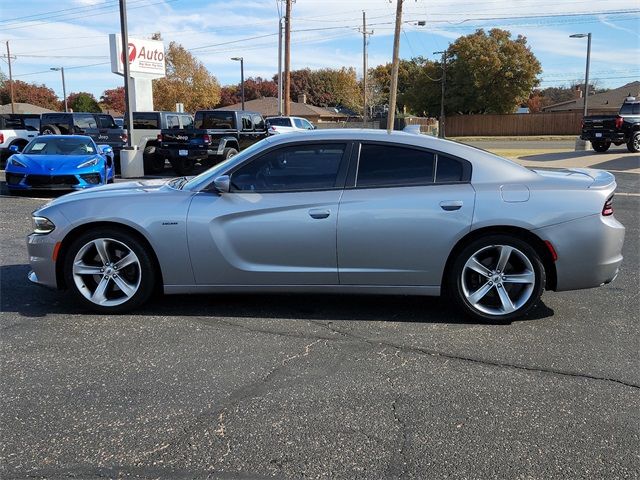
left=1, top=149, right=639, bottom=478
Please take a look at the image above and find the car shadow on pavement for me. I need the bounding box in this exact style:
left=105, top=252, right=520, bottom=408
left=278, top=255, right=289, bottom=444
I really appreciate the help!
left=519, top=150, right=637, bottom=167
left=1, top=264, right=554, bottom=325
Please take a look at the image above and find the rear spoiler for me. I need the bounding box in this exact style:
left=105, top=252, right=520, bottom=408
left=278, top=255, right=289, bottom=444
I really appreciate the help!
left=568, top=168, right=616, bottom=189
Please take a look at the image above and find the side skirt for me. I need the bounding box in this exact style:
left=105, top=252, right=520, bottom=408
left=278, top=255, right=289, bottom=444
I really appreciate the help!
left=163, top=284, right=441, bottom=296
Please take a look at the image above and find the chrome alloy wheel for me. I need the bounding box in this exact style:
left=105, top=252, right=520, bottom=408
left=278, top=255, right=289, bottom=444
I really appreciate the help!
left=72, top=238, right=142, bottom=307
left=461, top=244, right=536, bottom=316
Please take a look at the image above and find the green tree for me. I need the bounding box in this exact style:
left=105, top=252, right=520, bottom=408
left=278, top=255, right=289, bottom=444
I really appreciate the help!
left=278, top=68, right=362, bottom=110
left=368, top=58, right=425, bottom=113
left=445, top=29, right=542, bottom=114
left=153, top=40, right=221, bottom=111
left=67, top=92, right=101, bottom=113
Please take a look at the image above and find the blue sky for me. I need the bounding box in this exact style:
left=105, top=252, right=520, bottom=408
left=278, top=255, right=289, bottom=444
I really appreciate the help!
left=1, top=0, right=639, bottom=102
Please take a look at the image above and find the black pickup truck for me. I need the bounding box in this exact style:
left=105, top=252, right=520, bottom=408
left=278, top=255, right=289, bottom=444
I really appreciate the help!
left=157, top=110, right=268, bottom=175
left=581, top=97, right=640, bottom=153
left=40, top=112, right=128, bottom=163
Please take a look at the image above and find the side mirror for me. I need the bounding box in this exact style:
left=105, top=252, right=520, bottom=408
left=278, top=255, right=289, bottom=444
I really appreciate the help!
left=213, top=175, right=231, bottom=193
left=313, top=125, right=317, bottom=130
left=99, top=145, right=113, bottom=155
left=9, top=145, right=21, bottom=153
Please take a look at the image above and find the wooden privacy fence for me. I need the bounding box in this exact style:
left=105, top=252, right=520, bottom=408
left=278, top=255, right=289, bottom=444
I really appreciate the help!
left=446, top=112, right=583, bottom=136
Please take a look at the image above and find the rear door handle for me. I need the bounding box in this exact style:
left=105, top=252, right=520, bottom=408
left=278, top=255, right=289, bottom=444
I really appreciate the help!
left=308, top=208, right=331, bottom=219
left=440, top=200, right=463, bottom=211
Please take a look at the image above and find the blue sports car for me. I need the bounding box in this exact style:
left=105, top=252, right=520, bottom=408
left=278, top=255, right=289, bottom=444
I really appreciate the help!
left=5, top=135, right=115, bottom=192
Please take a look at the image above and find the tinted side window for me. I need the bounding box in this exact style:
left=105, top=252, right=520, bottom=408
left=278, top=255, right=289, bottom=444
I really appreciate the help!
left=195, top=112, right=235, bottom=129
left=97, top=115, right=117, bottom=128
left=241, top=115, right=253, bottom=131
left=231, top=143, right=346, bottom=192
left=435, top=154, right=464, bottom=183
left=266, top=117, right=291, bottom=127
left=74, top=114, right=97, bottom=129
left=357, top=144, right=434, bottom=188
left=252, top=115, right=265, bottom=130
left=132, top=113, right=159, bottom=129
left=166, top=115, right=180, bottom=129
left=180, top=115, right=193, bottom=128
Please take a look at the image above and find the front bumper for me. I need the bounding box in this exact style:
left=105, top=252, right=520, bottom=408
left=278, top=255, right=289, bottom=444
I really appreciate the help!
left=6, top=171, right=105, bottom=190
left=536, top=213, right=625, bottom=291
left=27, top=233, right=59, bottom=289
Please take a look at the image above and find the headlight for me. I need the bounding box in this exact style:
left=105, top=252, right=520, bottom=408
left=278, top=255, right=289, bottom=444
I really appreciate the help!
left=77, top=157, right=99, bottom=168
left=9, top=157, right=27, bottom=168
left=32, top=216, right=55, bottom=234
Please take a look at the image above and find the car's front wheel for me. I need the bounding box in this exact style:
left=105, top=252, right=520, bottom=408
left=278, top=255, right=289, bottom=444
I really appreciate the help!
left=63, top=228, right=156, bottom=313
left=449, top=235, right=545, bottom=322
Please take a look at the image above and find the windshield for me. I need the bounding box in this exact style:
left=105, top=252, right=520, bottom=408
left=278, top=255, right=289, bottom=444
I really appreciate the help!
left=23, top=137, right=96, bottom=155
left=182, top=139, right=270, bottom=191
left=266, top=117, right=292, bottom=127
left=194, top=111, right=236, bottom=129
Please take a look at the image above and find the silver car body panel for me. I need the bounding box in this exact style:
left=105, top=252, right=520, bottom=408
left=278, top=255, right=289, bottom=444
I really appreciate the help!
left=27, top=129, right=624, bottom=297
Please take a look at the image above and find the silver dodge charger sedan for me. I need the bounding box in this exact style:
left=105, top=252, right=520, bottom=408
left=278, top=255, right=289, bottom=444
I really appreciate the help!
left=27, top=130, right=625, bottom=321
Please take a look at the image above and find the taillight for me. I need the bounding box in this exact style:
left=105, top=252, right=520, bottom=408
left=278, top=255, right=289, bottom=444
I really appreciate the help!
left=0, top=133, right=4, bottom=144
left=614, top=116, right=623, bottom=129
left=203, top=134, right=211, bottom=144
left=157, top=133, right=163, bottom=142
left=602, top=196, right=614, bottom=216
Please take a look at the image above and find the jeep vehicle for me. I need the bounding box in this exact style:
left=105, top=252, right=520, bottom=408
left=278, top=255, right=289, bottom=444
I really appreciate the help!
left=581, top=97, right=640, bottom=153
left=125, top=111, right=194, bottom=174
left=40, top=112, right=128, bottom=164
left=0, top=114, right=40, bottom=167
left=157, top=110, right=268, bottom=175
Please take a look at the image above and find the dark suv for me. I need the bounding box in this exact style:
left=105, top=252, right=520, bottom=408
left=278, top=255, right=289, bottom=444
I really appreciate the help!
left=40, top=112, right=127, bottom=161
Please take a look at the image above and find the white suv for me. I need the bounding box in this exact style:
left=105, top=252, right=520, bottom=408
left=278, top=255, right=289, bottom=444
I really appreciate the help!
left=1, top=114, right=39, bottom=167
left=266, top=116, right=316, bottom=135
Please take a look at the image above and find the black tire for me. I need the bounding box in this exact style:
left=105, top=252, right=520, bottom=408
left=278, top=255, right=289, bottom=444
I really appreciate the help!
left=202, top=148, right=238, bottom=168
left=41, top=125, right=61, bottom=135
left=627, top=132, right=640, bottom=153
left=448, top=234, right=545, bottom=323
left=63, top=227, right=156, bottom=313
left=143, top=146, right=166, bottom=174
left=591, top=140, right=611, bottom=153
left=170, top=158, right=195, bottom=175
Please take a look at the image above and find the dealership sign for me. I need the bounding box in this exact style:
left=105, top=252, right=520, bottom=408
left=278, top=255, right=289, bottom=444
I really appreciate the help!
left=109, top=34, right=165, bottom=79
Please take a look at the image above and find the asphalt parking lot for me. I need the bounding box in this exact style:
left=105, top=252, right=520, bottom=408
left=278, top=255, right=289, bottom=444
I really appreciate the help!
left=1, top=146, right=639, bottom=479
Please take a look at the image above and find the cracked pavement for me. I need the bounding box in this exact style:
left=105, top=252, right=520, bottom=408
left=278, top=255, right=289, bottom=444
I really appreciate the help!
left=1, top=172, right=639, bottom=479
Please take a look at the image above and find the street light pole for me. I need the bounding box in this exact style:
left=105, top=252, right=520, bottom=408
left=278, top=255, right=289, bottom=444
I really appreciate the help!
left=51, top=67, right=67, bottom=112
left=434, top=50, right=447, bottom=138
left=231, top=57, right=245, bottom=110
left=570, top=32, right=592, bottom=118
left=119, top=0, right=133, bottom=147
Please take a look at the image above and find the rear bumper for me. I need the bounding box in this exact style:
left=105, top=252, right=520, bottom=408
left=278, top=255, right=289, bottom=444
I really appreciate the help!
left=157, top=148, right=209, bottom=162
left=581, top=130, right=626, bottom=143
left=535, top=213, right=625, bottom=291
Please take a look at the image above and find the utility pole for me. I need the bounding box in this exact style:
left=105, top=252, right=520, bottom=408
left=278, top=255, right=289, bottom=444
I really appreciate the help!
left=119, top=0, right=133, bottom=147
left=231, top=57, right=245, bottom=110
left=5, top=41, right=15, bottom=114
left=386, top=0, right=403, bottom=133
left=284, top=0, right=292, bottom=116
left=434, top=50, right=447, bottom=138
left=51, top=67, right=67, bottom=112
left=277, top=15, right=283, bottom=115
left=361, top=11, right=373, bottom=124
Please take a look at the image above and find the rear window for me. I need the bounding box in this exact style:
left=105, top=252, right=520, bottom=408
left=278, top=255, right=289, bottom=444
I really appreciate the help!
left=620, top=102, right=640, bottom=115
left=132, top=112, right=159, bottom=129
left=97, top=115, right=117, bottom=129
left=194, top=111, right=235, bottom=129
left=266, top=117, right=292, bottom=127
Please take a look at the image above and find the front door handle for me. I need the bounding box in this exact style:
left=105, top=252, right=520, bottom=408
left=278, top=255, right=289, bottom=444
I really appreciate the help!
left=440, top=200, right=463, bottom=211
left=308, top=208, right=330, bottom=219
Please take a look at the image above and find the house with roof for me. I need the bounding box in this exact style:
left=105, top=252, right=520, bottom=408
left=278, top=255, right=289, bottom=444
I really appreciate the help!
left=0, top=102, right=56, bottom=114
left=216, top=95, right=350, bottom=123
left=542, top=81, right=640, bottom=114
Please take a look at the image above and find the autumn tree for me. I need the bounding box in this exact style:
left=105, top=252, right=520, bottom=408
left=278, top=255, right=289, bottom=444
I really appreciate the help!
left=445, top=29, right=541, bottom=114
left=100, top=86, right=125, bottom=113
left=67, top=92, right=101, bottom=112
left=217, top=77, right=278, bottom=107
left=0, top=78, right=61, bottom=110
left=277, top=68, right=362, bottom=110
left=368, top=59, right=425, bottom=113
left=153, top=41, right=221, bottom=111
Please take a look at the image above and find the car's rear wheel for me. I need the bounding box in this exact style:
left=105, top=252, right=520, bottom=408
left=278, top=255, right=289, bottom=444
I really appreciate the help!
left=449, top=235, right=545, bottom=322
left=143, top=146, right=165, bottom=174
left=63, top=228, right=155, bottom=313
left=627, top=132, right=640, bottom=153
left=591, top=140, right=611, bottom=152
